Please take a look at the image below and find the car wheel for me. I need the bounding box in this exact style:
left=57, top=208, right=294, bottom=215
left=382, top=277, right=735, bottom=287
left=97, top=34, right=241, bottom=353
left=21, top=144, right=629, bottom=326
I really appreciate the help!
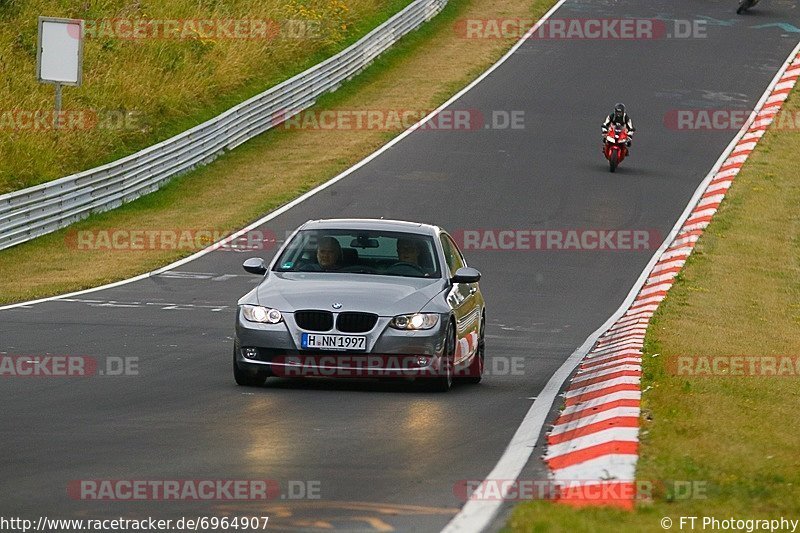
left=430, top=321, right=455, bottom=392
left=462, top=314, right=485, bottom=384
left=233, top=341, right=268, bottom=387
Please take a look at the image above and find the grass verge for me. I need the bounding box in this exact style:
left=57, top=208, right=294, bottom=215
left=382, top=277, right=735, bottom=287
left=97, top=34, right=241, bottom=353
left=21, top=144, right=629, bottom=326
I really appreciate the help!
left=506, top=69, right=800, bottom=531
left=0, top=0, right=557, bottom=304
left=0, top=0, right=410, bottom=193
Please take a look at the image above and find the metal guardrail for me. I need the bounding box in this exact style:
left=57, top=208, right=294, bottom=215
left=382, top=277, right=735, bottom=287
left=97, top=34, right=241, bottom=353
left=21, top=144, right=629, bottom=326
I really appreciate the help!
left=0, top=0, right=448, bottom=251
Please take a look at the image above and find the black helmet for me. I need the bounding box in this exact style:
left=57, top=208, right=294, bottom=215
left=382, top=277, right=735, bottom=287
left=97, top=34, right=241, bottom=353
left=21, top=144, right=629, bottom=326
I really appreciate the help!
left=613, top=103, right=626, bottom=118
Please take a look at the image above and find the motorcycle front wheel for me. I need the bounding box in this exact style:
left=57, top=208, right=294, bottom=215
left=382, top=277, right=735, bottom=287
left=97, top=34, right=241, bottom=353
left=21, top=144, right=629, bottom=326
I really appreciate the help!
left=737, top=0, right=754, bottom=14
left=609, top=150, right=618, bottom=172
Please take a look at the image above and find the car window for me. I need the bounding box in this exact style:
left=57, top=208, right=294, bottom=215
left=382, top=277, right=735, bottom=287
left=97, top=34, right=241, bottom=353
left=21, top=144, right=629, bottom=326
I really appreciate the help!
left=447, top=235, right=468, bottom=269
left=351, top=235, right=399, bottom=258
left=439, top=233, right=465, bottom=275
left=273, top=229, right=441, bottom=278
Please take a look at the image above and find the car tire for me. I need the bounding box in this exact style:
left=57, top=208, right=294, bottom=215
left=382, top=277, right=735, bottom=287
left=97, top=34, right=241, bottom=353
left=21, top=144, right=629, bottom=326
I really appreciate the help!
left=429, top=321, right=455, bottom=392
left=462, top=314, right=485, bottom=384
left=233, top=341, right=268, bottom=387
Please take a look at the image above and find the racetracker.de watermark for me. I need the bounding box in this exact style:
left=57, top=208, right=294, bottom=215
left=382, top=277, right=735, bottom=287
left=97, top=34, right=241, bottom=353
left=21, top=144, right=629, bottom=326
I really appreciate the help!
left=451, top=229, right=662, bottom=251
left=0, top=109, right=142, bottom=131
left=67, top=479, right=320, bottom=500
left=453, top=479, right=708, bottom=502
left=665, top=109, right=800, bottom=131
left=454, top=18, right=707, bottom=40
left=669, top=355, right=800, bottom=377
left=0, top=355, right=138, bottom=377
left=276, top=108, right=525, bottom=131
left=77, top=18, right=328, bottom=40
left=65, top=228, right=278, bottom=252
left=266, top=355, right=525, bottom=378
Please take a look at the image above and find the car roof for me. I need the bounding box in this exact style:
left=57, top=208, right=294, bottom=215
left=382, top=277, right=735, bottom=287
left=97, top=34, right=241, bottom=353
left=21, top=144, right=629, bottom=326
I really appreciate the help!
left=300, top=218, right=441, bottom=236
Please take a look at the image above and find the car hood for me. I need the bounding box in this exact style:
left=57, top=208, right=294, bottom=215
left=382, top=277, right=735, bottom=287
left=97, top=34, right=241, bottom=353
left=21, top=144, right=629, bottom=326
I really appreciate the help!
left=251, top=272, right=446, bottom=316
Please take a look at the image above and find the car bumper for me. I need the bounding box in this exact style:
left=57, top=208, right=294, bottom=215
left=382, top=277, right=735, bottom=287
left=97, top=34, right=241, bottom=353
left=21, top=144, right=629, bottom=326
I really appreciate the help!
left=235, top=309, right=449, bottom=378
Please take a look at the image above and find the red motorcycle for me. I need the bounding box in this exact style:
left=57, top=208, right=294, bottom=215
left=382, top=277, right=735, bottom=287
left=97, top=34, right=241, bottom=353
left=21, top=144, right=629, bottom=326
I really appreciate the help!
left=603, top=124, right=630, bottom=172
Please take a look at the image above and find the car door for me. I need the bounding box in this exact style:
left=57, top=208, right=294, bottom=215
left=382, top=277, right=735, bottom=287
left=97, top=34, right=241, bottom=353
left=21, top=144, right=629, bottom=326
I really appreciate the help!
left=440, top=233, right=480, bottom=365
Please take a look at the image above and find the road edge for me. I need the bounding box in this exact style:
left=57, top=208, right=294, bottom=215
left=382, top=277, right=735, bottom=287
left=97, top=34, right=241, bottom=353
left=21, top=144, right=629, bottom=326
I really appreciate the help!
left=541, top=45, right=800, bottom=509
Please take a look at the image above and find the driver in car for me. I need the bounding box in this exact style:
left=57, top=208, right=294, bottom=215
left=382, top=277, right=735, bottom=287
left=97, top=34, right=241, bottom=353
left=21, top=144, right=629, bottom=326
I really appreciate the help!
left=316, top=236, right=342, bottom=270
left=396, top=238, right=422, bottom=266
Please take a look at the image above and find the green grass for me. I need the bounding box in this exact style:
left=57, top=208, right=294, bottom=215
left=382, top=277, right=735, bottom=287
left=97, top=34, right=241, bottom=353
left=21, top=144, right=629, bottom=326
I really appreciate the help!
left=507, top=75, right=800, bottom=532
left=0, top=0, right=412, bottom=193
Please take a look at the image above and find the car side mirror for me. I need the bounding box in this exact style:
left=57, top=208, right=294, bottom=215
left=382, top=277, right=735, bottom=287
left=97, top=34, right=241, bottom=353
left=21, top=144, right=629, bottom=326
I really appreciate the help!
left=452, top=267, right=481, bottom=284
left=242, top=257, right=267, bottom=275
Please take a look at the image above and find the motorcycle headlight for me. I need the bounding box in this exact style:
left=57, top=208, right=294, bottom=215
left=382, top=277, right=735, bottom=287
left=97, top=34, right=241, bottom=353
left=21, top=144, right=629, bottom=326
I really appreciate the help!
left=242, top=305, right=283, bottom=324
left=390, top=313, right=439, bottom=330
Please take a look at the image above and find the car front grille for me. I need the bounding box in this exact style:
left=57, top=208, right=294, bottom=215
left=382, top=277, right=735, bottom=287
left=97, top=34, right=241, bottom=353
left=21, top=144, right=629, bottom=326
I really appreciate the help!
left=336, top=312, right=378, bottom=333
left=294, top=310, right=334, bottom=331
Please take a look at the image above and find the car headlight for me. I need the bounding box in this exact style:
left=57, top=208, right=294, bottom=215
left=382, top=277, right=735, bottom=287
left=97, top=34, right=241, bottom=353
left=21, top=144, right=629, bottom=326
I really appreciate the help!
left=390, top=313, right=439, bottom=330
left=242, top=305, right=283, bottom=324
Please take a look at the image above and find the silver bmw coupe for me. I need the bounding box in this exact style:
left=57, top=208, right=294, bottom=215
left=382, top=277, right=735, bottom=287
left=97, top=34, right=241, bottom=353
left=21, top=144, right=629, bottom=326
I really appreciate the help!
left=233, top=218, right=486, bottom=391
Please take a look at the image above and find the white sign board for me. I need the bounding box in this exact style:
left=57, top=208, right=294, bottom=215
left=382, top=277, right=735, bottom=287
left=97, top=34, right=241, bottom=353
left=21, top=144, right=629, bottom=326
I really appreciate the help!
left=37, top=17, right=84, bottom=86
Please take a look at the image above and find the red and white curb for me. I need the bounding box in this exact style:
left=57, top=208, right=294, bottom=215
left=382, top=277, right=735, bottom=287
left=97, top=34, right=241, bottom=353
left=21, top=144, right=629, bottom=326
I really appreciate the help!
left=542, top=52, right=800, bottom=510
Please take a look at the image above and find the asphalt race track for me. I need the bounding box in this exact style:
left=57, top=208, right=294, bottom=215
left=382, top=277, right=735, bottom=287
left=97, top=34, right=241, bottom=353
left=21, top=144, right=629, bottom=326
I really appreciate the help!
left=3, top=0, right=800, bottom=530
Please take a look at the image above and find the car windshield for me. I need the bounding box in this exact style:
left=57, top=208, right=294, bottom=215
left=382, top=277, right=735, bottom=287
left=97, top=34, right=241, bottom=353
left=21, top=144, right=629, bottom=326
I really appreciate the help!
left=273, top=229, right=441, bottom=278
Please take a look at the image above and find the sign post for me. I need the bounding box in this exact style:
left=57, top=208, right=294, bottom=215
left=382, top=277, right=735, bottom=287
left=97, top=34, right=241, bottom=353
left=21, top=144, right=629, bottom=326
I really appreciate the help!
left=36, top=17, right=84, bottom=130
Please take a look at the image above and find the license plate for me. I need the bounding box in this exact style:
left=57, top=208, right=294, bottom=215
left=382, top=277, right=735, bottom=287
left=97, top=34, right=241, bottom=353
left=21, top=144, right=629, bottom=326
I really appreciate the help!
left=301, top=333, right=367, bottom=351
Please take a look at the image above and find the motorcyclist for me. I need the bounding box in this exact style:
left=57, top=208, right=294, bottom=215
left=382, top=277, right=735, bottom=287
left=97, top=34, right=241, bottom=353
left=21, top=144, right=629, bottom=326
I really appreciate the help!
left=602, top=103, right=635, bottom=150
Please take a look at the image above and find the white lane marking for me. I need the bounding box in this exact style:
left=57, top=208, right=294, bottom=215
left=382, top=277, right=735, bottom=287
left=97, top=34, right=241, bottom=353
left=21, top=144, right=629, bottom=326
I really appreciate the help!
left=85, top=302, right=142, bottom=308
left=155, top=271, right=246, bottom=281
left=56, top=298, right=230, bottom=312
left=443, top=38, right=800, bottom=533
